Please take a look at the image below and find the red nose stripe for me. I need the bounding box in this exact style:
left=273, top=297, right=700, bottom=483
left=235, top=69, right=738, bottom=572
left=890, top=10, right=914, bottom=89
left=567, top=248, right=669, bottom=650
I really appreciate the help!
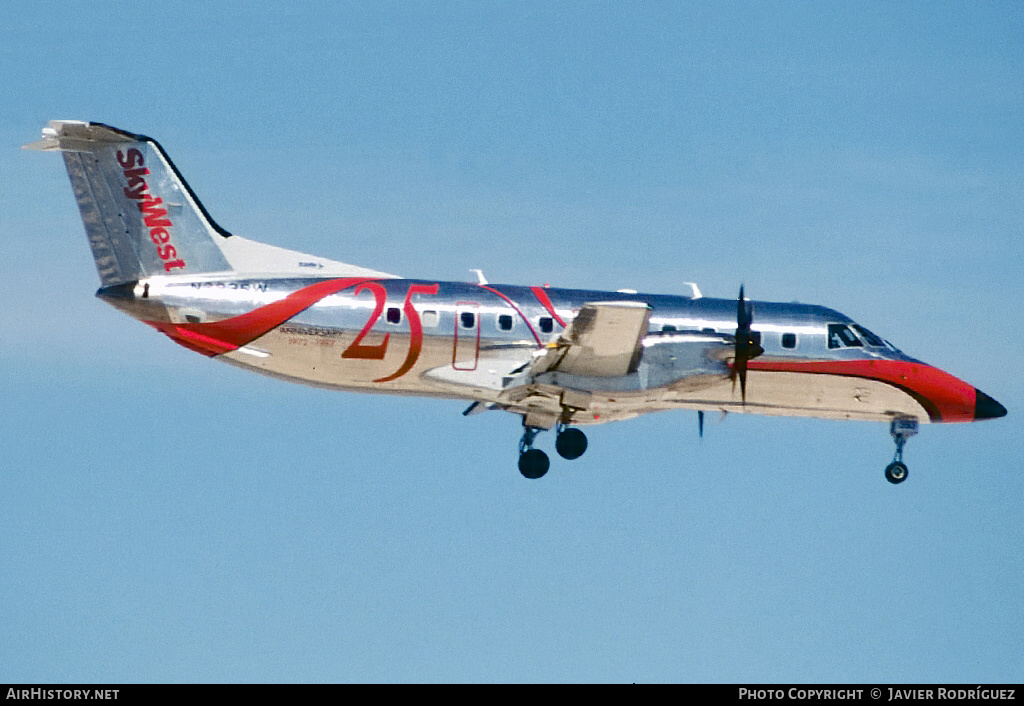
left=147, top=277, right=375, bottom=356
left=747, top=359, right=977, bottom=423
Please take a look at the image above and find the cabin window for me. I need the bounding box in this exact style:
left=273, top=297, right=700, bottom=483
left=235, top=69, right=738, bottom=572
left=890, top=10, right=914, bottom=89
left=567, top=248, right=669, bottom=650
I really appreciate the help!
left=781, top=333, right=797, bottom=349
left=702, top=327, right=716, bottom=334
left=386, top=307, right=401, bottom=324
left=497, top=314, right=514, bottom=331
left=539, top=317, right=554, bottom=334
left=460, top=311, right=476, bottom=329
left=421, top=310, right=439, bottom=327
left=827, top=323, right=863, bottom=349
left=661, top=324, right=677, bottom=332
left=852, top=324, right=885, bottom=347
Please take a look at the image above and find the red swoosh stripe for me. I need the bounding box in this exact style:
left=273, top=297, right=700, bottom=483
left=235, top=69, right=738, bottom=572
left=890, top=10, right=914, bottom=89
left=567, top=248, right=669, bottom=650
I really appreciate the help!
left=477, top=285, right=543, bottom=346
left=147, top=277, right=375, bottom=356
left=748, top=359, right=977, bottom=423
left=530, top=286, right=567, bottom=327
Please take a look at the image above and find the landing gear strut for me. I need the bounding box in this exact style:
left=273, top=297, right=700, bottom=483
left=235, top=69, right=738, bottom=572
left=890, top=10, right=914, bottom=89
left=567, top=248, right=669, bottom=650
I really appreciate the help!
left=518, top=426, right=549, bottom=479
left=885, top=418, right=918, bottom=484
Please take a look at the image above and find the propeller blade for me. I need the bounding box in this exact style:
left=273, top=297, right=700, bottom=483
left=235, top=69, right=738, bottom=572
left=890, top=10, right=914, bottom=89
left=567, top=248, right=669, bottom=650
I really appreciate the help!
left=698, top=410, right=704, bottom=438
left=737, top=285, right=750, bottom=328
left=731, top=284, right=762, bottom=403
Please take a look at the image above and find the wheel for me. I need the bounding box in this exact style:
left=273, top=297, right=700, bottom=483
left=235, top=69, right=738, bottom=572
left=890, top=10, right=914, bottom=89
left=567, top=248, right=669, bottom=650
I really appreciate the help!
left=885, top=461, right=908, bottom=484
left=555, top=427, right=588, bottom=460
left=518, top=449, right=550, bottom=479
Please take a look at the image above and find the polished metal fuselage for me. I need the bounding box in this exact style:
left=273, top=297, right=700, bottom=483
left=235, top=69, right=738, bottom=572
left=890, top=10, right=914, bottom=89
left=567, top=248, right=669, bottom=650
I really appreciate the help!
left=101, top=273, right=954, bottom=426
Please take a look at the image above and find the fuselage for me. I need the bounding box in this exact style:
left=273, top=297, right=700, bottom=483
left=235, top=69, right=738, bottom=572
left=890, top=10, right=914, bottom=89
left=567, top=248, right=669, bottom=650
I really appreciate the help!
left=97, top=274, right=1003, bottom=427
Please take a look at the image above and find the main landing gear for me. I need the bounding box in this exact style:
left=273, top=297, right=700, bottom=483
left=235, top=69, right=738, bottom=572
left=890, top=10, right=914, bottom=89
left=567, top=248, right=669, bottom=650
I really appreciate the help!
left=517, top=423, right=589, bottom=479
left=555, top=424, right=588, bottom=460
left=518, top=426, right=549, bottom=479
left=885, top=418, right=918, bottom=485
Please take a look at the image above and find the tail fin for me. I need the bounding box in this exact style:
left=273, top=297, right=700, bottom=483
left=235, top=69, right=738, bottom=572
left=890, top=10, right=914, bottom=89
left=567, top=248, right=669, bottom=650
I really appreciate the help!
left=25, top=121, right=234, bottom=286
left=25, top=121, right=397, bottom=285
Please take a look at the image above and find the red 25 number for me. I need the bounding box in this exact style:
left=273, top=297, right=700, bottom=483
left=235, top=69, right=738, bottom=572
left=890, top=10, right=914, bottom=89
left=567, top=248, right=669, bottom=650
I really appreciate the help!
left=341, top=282, right=439, bottom=382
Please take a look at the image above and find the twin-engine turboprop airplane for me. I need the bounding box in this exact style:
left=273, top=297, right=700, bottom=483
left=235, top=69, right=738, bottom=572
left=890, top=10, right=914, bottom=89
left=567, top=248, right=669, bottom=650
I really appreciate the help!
left=26, top=121, right=1006, bottom=482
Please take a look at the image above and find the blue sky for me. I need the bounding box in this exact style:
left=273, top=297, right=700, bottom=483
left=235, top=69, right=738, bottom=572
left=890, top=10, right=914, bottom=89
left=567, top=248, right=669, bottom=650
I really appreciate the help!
left=1, top=1, right=1021, bottom=683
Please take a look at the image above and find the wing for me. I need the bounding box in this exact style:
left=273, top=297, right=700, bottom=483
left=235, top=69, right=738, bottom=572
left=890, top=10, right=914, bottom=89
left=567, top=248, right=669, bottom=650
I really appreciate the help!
left=532, top=301, right=652, bottom=377
left=432, top=300, right=732, bottom=429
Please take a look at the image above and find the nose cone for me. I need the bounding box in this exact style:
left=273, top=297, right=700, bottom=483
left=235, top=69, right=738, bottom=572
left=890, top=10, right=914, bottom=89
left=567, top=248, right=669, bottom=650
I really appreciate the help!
left=975, top=389, right=1007, bottom=420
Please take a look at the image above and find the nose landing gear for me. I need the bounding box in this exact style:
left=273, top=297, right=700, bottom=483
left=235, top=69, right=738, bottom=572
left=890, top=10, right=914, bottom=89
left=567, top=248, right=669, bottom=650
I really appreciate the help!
left=885, top=418, right=918, bottom=484
left=884, top=461, right=908, bottom=484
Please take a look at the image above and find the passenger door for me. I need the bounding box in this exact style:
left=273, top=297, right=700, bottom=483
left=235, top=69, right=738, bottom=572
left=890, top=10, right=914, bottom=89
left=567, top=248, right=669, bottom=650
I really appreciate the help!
left=453, top=302, right=480, bottom=370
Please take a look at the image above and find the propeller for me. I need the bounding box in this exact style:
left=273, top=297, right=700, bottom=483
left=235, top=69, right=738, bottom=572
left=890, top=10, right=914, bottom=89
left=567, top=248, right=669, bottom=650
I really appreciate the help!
left=731, top=285, right=763, bottom=402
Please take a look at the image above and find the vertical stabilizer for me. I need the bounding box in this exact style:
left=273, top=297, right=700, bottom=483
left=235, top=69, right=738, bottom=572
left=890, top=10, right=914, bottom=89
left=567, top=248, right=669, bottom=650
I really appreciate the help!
left=27, top=121, right=398, bottom=283
left=25, top=121, right=233, bottom=285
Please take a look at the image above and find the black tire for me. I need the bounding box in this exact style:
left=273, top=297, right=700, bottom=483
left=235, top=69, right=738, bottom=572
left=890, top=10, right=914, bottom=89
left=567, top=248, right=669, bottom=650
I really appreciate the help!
left=555, top=428, right=588, bottom=460
left=518, top=449, right=550, bottom=479
left=885, top=461, right=908, bottom=484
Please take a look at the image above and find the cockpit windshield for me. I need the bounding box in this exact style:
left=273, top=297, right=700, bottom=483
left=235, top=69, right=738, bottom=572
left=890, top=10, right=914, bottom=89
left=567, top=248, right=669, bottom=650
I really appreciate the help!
left=852, top=324, right=885, bottom=347
left=827, top=323, right=863, bottom=349
left=828, top=322, right=895, bottom=351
